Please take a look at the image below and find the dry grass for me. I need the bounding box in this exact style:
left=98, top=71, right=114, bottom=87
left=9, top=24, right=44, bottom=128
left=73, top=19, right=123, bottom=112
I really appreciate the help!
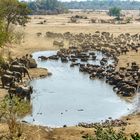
left=0, top=10, right=140, bottom=140
left=7, top=10, right=140, bottom=58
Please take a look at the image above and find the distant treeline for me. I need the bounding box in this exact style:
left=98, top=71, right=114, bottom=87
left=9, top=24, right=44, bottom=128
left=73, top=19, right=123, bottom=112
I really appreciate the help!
left=27, top=0, right=68, bottom=15
left=26, top=0, right=140, bottom=15
left=62, top=0, right=140, bottom=10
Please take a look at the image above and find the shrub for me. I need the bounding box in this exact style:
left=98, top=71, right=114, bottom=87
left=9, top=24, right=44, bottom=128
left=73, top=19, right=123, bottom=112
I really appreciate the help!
left=82, top=124, right=140, bottom=140
left=0, top=96, right=31, bottom=139
left=70, top=17, right=77, bottom=23
left=125, top=17, right=132, bottom=23
left=131, top=133, right=140, bottom=140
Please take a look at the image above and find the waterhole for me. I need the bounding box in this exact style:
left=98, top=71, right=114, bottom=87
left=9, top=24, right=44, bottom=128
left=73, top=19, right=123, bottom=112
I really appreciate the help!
left=24, top=51, right=136, bottom=127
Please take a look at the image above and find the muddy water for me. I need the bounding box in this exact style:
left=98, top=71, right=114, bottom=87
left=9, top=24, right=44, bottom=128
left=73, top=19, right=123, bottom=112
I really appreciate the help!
left=24, top=51, right=136, bottom=127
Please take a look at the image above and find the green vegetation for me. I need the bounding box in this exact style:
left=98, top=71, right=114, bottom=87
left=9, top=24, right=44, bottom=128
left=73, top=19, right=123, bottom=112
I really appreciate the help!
left=0, top=22, right=7, bottom=47
left=0, top=0, right=31, bottom=135
left=82, top=124, right=127, bottom=140
left=0, top=0, right=30, bottom=33
left=126, top=17, right=133, bottom=23
left=63, top=0, right=140, bottom=10
left=0, top=0, right=30, bottom=62
left=0, top=1, right=31, bottom=137
left=131, top=133, right=140, bottom=140
left=0, top=96, right=31, bottom=139
left=27, top=0, right=68, bottom=15
left=82, top=124, right=140, bottom=140
left=0, top=0, right=30, bottom=47
left=27, top=0, right=140, bottom=14
left=108, top=7, right=121, bottom=18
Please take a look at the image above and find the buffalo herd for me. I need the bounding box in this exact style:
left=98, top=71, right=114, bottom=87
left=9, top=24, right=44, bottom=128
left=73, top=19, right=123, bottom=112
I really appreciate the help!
left=39, top=31, right=140, bottom=97
left=1, top=31, right=140, bottom=101
left=0, top=54, right=37, bottom=101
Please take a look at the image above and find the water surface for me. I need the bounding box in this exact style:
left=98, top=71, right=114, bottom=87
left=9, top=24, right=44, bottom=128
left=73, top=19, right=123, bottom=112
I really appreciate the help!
left=24, top=51, right=136, bottom=127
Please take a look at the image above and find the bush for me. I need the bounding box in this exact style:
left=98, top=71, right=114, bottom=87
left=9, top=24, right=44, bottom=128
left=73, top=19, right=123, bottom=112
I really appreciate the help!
left=82, top=124, right=127, bottom=140
left=82, top=124, right=140, bottom=140
left=0, top=96, right=31, bottom=139
left=70, top=17, right=77, bottom=23
left=125, top=17, right=132, bottom=23
left=131, top=133, right=140, bottom=140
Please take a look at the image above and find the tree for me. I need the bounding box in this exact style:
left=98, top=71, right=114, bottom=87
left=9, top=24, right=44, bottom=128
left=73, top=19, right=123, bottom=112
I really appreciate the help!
left=0, top=0, right=31, bottom=32
left=108, top=7, right=121, bottom=18
left=63, top=0, right=140, bottom=10
left=28, top=0, right=68, bottom=14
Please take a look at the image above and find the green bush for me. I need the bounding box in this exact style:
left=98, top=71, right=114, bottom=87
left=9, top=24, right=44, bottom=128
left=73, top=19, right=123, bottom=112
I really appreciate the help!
left=82, top=124, right=127, bottom=140
left=0, top=96, right=31, bottom=139
left=82, top=124, right=140, bottom=140
left=131, top=133, right=140, bottom=140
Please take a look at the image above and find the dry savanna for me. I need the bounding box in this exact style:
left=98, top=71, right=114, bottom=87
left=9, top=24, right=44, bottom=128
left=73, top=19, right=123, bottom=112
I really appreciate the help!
left=1, top=2, right=140, bottom=140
